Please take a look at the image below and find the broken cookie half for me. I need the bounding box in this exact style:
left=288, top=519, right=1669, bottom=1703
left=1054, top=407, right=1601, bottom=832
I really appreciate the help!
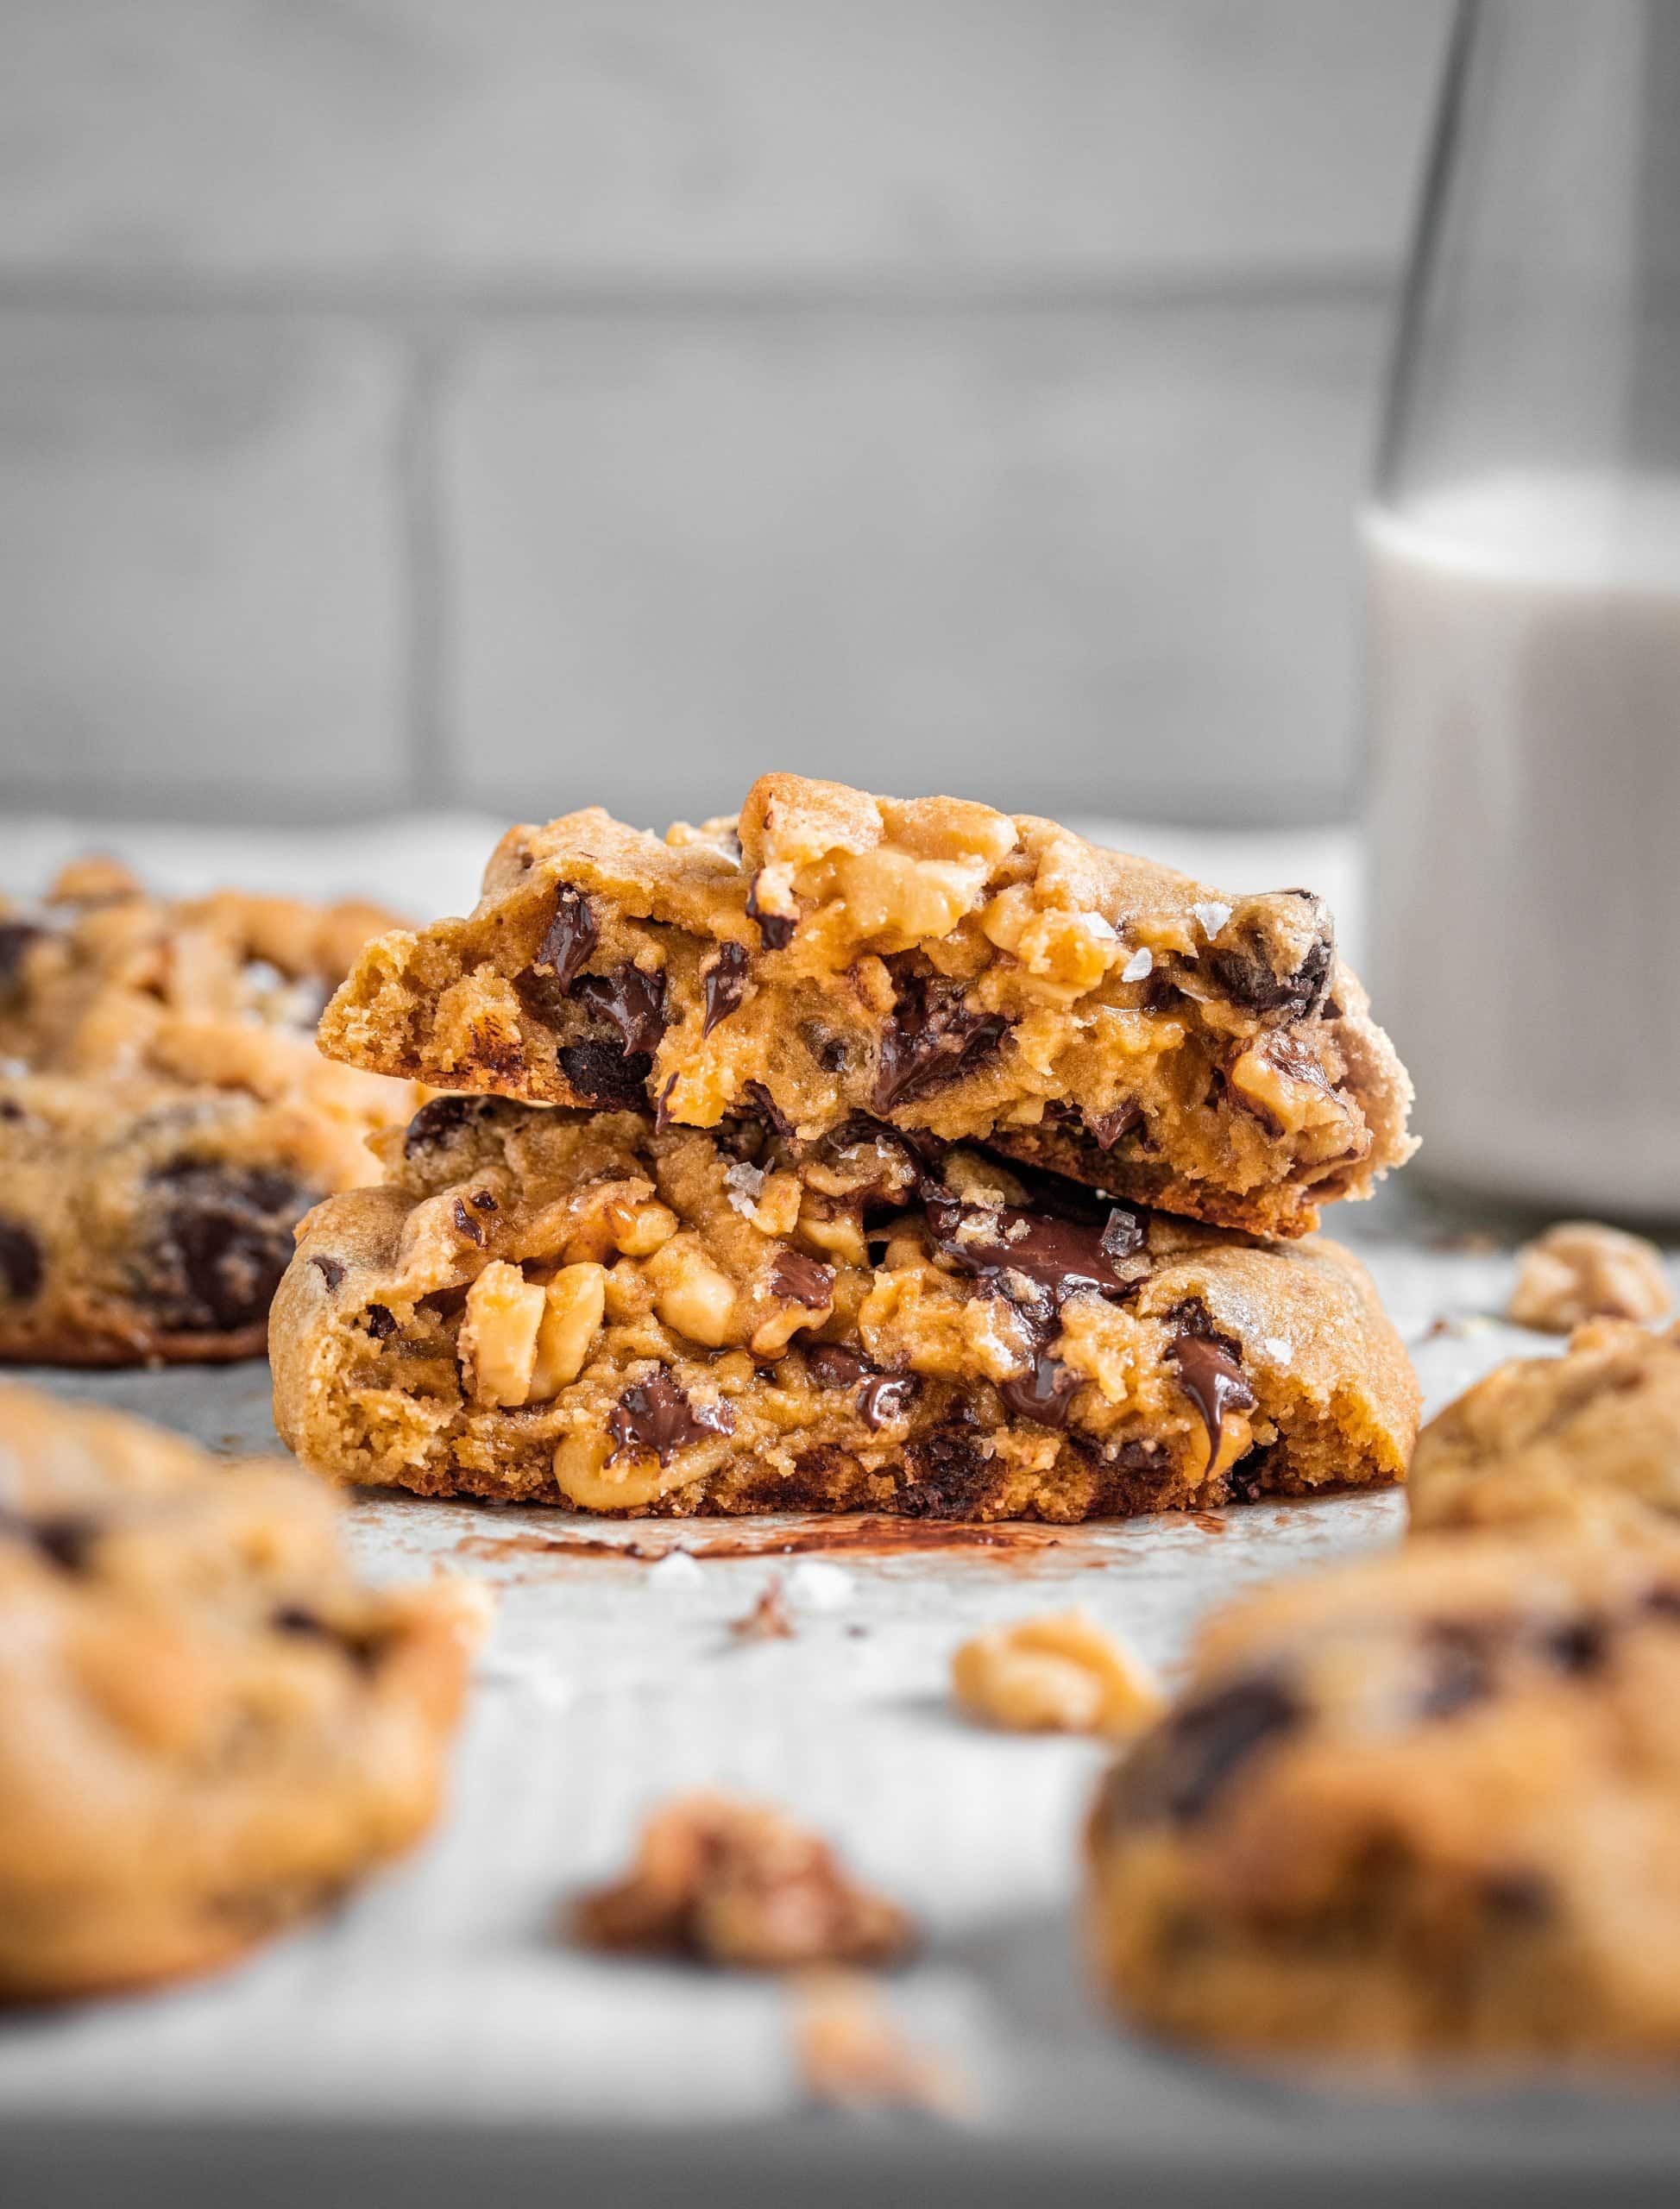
left=272, top=1095, right=1417, bottom=1520
left=317, top=774, right=1414, bottom=1240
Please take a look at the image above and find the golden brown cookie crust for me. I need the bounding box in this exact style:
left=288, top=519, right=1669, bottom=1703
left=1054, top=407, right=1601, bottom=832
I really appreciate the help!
left=318, top=776, right=1414, bottom=1240
left=1088, top=1532, right=1680, bottom=2067
left=270, top=1095, right=1417, bottom=1520
left=0, top=1383, right=480, bottom=2003
left=0, top=864, right=420, bottom=1365
left=1409, top=1319, right=1680, bottom=1537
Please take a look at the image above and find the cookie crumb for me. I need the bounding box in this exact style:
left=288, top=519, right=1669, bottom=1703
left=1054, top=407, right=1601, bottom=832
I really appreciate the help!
left=730, top=1579, right=796, bottom=1642
left=1507, top=1222, right=1673, bottom=1334
left=786, top=1559, right=854, bottom=1612
left=952, top=1609, right=1163, bottom=1737
left=645, top=1549, right=705, bottom=1592
left=791, top=1971, right=969, bottom=2117
left=570, top=1793, right=916, bottom=1970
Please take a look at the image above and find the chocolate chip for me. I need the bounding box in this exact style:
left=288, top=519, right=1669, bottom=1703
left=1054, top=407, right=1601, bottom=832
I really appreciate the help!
left=470, top=1190, right=498, bottom=1211
left=0, top=1504, right=98, bottom=1572
left=364, top=1303, right=398, bottom=1339
left=0, top=1100, right=23, bottom=1123
left=999, top=1353, right=1081, bottom=1428
left=1546, top=1618, right=1608, bottom=1675
left=746, top=874, right=795, bottom=951
left=858, top=1372, right=917, bottom=1429
left=1123, top=1674, right=1303, bottom=1825
left=871, top=965, right=1010, bottom=1113
left=923, top=1190, right=1145, bottom=1309
left=1418, top=1621, right=1494, bottom=1719
left=271, top=1605, right=376, bottom=1670
left=533, top=884, right=599, bottom=991
left=768, top=1249, right=834, bottom=1307
left=1481, top=1870, right=1554, bottom=1923
left=1091, top=1101, right=1143, bottom=1151
left=451, top=1197, right=487, bottom=1245
left=805, top=1344, right=865, bottom=1389
left=702, top=942, right=751, bottom=1036
left=607, top=1370, right=736, bottom=1465
left=1225, top=1455, right=1267, bottom=1505
left=802, top=1023, right=851, bottom=1074
left=897, top=1429, right=993, bottom=1517
left=1168, top=1333, right=1256, bottom=1473
left=573, top=964, right=669, bottom=1056
left=654, top=1072, right=678, bottom=1132
left=145, top=1164, right=315, bottom=1333
left=0, top=1218, right=43, bottom=1300
left=558, top=1040, right=652, bottom=1109
left=0, top=920, right=43, bottom=991
left=310, top=1255, right=345, bottom=1291
left=742, top=1080, right=794, bottom=1142
left=404, top=1096, right=494, bottom=1156
left=1207, top=907, right=1335, bottom=1021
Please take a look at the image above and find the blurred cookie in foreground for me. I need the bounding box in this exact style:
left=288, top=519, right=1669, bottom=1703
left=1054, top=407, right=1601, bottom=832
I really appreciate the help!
left=1410, top=1319, right=1680, bottom=1536
left=0, top=1383, right=483, bottom=2002
left=1086, top=1533, right=1680, bottom=2067
left=572, top=1792, right=915, bottom=1970
left=271, top=1095, right=1417, bottom=1518
left=317, top=772, right=1415, bottom=1240
left=0, top=859, right=420, bottom=1362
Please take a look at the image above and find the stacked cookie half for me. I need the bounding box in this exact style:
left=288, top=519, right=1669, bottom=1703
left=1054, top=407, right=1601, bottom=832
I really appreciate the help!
left=275, top=774, right=1419, bottom=1521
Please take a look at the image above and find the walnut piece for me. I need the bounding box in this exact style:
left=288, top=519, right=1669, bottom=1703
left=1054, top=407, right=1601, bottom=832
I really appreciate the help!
left=570, top=1792, right=915, bottom=1970
left=791, top=1971, right=969, bottom=2115
left=952, top=1609, right=1162, bottom=1736
left=1507, top=1221, right=1673, bottom=1335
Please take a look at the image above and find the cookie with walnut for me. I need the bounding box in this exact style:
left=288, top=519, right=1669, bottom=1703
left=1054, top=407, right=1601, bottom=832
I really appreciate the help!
left=1409, top=1319, right=1680, bottom=1538
left=271, top=1093, right=1416, bottom=1519
left=0, top=860, right=420, bottom=1363
left=0, top=1383, right=482, bottom=2002
left=1087, top=1532, right=1680, bottom=2067
left=317, top=775, right=1414, bottom=1240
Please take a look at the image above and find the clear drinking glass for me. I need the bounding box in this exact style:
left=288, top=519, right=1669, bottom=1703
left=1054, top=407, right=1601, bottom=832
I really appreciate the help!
left=1364, top=0, right=1680, bottom=1216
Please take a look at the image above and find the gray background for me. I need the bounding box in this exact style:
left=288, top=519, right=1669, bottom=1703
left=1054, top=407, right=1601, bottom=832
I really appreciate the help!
left=0, top=1, right=1450, bottom=831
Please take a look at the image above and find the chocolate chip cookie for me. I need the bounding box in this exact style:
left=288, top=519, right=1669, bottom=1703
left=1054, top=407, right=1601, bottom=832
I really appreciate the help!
left=0, top=1382, right=482, bottom=2001
left=0, top=860, right=419, bottom=1363
left=318, top=775, right=1414, bottom=1240
left=1410, top=1320, right=1680, bottom=1537
left=271, top=1093, right=1417, bottom=1518
left=1087, top=1532, right=1680, bottom=2066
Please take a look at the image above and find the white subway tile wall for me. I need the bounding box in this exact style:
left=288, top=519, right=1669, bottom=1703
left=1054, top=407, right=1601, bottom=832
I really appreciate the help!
left=0, top=0, right=1450, bottom=827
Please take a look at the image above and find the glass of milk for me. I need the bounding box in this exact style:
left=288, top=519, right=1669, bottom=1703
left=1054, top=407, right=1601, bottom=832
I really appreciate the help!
left=1365, top=0, right=1680, bottom=1217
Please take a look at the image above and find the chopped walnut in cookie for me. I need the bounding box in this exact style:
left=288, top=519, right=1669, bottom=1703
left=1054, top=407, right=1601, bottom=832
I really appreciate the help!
left=570, top=1793, right=916, bottom=1970
left=953, top=1610, right=1163, bottom=1737
left=1507, top=1221, right=1673, bottom=1334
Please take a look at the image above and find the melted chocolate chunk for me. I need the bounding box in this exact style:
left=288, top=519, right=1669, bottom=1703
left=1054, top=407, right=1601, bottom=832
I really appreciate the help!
left=654, top=1072, right=678, bottom=1132
left=746, top=874, right=795, bottom=951
left=0, top=919, right=43, bottom=991
left=802, top=1022, right=852, bottom=1074
left=923, top=1190, right=1145, bottom=1308
left=804, top=1344, right=865, bottom=1389
left=450, top=1198, right=487, bottom=1246
left=0, top=1503, right=98, bottom=1571
left=1418, top=1623, right=1494, bottom=1719
left=533, top=885, right=600, bottom=992
left=702, top=941, right=751, bottom=1036
left=558, top=1040, right=652, bottom=1109
left=404, top=1095, right=494, bottom=1156
left=1168, top=1333, right=1256, bottom=1473
left=802, top=1344, right=916, bottom=1428
left=471, top=1190, right=497, bottom=1211
left=310, top=1255, right=345, bottom=1292
left=607, top=1370, right=736, bottom=1465
left=1208, top=916, right=1335, bottom=1021
left=742, top=1080, right=794, bottom=1142
left=858, top=1372, right=917, bottom=1429
left=1091, top=1101, right=1143, bottom=1152
left=1480, top=1870, right=1555, bottom=1923
left=999, top=1353, right=1081, bottom=1428
left=1123, top=1674, right=1304, bottom=1826
left=0, top=1218, right=43, bottom=1301
left=574, top=964, right=669, bottom=1056
left=871, top=965, right=1010, bottom=1113
left=145, top=1164, right=314, bottom=1333
left=768, top=1249, right=834, bottom=1307
left=1546, top=1618, right=1608, bottom=1676
left=363, top=1303, right=398, bottom=1340
left=897, top=1429, right=994, bottom=1517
